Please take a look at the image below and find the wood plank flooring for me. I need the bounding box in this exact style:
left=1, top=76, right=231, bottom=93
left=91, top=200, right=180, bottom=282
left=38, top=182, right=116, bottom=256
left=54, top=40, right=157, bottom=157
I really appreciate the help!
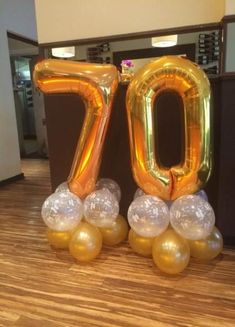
left=0, top=159, right=234, bottom=327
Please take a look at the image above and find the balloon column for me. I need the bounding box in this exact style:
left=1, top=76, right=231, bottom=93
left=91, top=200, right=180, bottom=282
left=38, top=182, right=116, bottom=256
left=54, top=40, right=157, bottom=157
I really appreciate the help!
left=126, top=56, right=222, bottom=274
left=34, top=60, right=128, bottom=262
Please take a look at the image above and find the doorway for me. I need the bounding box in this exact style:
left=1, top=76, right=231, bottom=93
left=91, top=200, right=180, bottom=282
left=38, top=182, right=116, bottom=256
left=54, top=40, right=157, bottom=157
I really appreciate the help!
left=7, top=33, right=48, bottom=159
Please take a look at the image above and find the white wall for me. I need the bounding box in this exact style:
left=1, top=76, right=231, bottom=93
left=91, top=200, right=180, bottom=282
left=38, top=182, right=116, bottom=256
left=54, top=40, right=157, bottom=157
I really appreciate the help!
left=35, top=0, right=225, bottom=44
left=0, top=0, right=37, bottom=181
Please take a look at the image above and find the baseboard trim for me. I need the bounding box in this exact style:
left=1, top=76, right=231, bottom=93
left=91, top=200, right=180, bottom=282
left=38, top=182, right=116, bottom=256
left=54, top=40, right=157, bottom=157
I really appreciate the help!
left=0, top=173, right=24, bottom=186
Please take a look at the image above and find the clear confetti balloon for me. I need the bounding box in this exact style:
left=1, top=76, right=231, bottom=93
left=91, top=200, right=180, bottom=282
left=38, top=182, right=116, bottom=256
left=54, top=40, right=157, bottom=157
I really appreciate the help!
left=165, top=200, right=173, bottom=208
left=170, top=195, right=215, bottom=240
left=127, top=195, right=170, bottom=238
left=41, top=191, right=83, bottom=231
left=84, top=189, right=119, bottom=228
left=195, top=189, right=208, bottom=202
left=96, top=178, right=121, bottom=202
left=55, top=181, right=69, bottom=193
left=133, top=188, right=146, bottom=200
left=134, top=188, right=172, bottom=208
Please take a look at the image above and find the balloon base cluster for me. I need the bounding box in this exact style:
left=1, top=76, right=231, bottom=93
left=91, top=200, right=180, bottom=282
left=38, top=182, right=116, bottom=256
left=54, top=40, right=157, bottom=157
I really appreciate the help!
left=128, top=190, right=223, bottom=274
left=47, top=216, right=128, bottom=262
left=42, top=181, right=223, bottom=273
left=42, top=179, right=128, bottom=262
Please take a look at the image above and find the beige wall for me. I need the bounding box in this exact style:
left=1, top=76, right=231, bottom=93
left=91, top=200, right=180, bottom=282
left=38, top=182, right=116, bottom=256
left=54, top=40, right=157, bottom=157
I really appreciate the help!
left=35, top=0, right=225, bottom=44
left=0, top=0, right=37, bottom=181
left=225, top=0, right=235, bottom=15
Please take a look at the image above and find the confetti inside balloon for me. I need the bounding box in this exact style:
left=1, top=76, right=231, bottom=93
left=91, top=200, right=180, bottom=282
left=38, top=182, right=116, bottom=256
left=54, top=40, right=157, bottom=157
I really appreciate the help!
left=84, top=189, right=119, bottom=228
left=133, top=188, right=146, bottom=200
left=170, top=195, right=215, bottom=240
left=41, top=191, right=83, bottom=231
left=128, top=195, right=169, bottom=238
left=195, top=189, right=208, bottom=202
left=55, top=181, right=69, bottom=193
left=96, top=178, right=121, bottom=202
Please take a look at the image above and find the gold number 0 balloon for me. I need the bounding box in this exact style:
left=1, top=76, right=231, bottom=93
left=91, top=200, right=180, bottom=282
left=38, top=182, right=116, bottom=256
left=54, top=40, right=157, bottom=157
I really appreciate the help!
left=34, top=59, right=119, bottom=198
left=126, top=56, right=212, bottom=200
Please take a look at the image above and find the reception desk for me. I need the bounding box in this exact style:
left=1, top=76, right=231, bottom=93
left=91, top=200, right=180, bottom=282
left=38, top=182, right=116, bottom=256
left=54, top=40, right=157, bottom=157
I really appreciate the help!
left=44, top=77, right=235, bottom=245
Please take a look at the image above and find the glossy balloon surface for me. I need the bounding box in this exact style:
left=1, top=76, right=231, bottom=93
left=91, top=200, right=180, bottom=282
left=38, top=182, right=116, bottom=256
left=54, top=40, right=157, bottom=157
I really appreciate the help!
left=69, top=222, right=102, bottom=262
left=152, top=229, right=190, bottom=274
left=99, top=215, right=128, bottom=246
left=34, top=59, right=119, bottom=199
left=128, top=229, right=154, bottom=256
left=187, top=226, right=223, bottom=260
left=46, top=229, right=71, bottom=249
left=126, top=56, right=212, bottom=200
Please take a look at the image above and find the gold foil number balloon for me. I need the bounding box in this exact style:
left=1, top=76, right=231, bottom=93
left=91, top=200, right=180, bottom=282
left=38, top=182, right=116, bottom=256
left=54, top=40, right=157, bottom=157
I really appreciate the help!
left=126, top=56, right=212, bottom=200
left=34, top=59, right=119, bottom=199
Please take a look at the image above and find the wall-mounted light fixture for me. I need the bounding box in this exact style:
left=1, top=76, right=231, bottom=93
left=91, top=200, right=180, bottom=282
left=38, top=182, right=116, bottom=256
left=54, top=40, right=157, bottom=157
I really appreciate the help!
left=151, top=35, right=178, bottom=48
left=52, top=47, right=75, bottom=58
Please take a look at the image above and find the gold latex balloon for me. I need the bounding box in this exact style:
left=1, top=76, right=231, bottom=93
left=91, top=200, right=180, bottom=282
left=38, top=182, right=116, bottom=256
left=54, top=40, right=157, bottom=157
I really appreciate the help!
left=69, top=222, right=102, bottom=262
left=126, top=56, right=212, bottom=200
left=152, top=229, right=190, bottom=274
left=128, top=228, right=154, bottom=256
left=46, top=229, right=71, bottom=249
left=187, top=226, right=223, bottom=260
left=34, top=59, right=119, bottom=199
left=99, top=215, right=129, bottom=246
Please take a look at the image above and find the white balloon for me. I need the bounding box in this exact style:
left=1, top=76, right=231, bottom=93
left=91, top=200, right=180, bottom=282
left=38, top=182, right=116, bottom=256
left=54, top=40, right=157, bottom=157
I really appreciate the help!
left=96, top=178, right=121, bottom=202
left=195, top=189, right=208, bottom=202
left=133, top=188, right=146, bottom=199
left=128, top=195, right=170, bottom=238
left=41, top=191, right=83, bottom=231
left=55, top=181, right=69, bottom=193
left=134, top=188, right=172, bottom=208
left=170, top=195, right=215, bottom=240
left=165, top=200, right=173, bottom=208
left=84, top=189, right=119, bottom=228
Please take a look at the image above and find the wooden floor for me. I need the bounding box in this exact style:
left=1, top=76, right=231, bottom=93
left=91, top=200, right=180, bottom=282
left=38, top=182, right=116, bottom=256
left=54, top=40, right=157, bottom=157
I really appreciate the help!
left=0, top=160, right=234, bottom=327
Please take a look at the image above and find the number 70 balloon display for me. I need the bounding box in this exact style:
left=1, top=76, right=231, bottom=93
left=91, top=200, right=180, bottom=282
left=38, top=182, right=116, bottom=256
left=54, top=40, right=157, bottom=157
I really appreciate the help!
left=34, top=56, right=222, bottom=274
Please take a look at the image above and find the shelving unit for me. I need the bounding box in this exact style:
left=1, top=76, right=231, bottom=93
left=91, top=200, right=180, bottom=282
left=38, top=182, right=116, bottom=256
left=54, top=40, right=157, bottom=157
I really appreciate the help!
left=197, top=31, right=220, bottom=75
left=87, top=42, right=111, bottom=64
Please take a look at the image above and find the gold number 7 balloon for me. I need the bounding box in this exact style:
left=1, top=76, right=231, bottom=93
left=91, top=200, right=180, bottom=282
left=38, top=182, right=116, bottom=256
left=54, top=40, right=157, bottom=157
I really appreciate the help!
left=126, top=55, right=212, bottom=200
left=34, top=59, right=119, bottom=199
